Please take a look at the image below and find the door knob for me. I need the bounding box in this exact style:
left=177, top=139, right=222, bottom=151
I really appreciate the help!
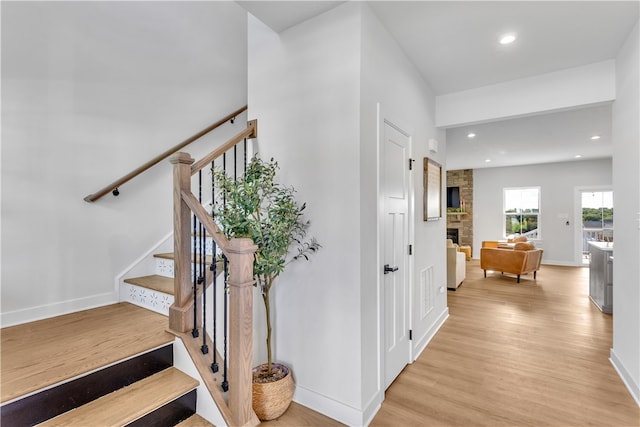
left=384, top=264, right=399, bottom=274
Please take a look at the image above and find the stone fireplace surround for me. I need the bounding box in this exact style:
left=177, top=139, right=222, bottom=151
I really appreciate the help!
left=446, top=169, right=473, bottom=252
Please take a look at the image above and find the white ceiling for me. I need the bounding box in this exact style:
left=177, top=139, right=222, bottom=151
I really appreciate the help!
left=238, top=1, right=639, bottom=170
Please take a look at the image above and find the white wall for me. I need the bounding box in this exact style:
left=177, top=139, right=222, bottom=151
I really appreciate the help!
left=1, top=2, right=248, bottom=325
left=360, top=4, right=447, bottom=422
left=248, top=5, right=363, bottom=423
left=611, top=20, right=640, bottom=405
left=436, top=60, right=616, bottom=128
left=473, top=159, right=612, bottom=264
left=248, top=3, right=445, bottom=425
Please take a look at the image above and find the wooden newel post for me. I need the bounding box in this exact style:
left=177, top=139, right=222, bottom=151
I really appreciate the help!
left=226, top=237, right=259, bottom=427
left=168, top=152, right=198, bottom=333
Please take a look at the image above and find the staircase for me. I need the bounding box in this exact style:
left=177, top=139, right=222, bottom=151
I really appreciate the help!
left=113, top=119, right=260, bottom=427
left=1, top=111, right=259, bottom=427
left=118, top=226, right=240, bottom=426
left=120, top=245, right=216, bottom=317
left=0, top=303, right=214, bottom=426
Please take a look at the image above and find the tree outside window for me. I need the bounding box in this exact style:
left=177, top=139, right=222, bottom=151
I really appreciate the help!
left=504, top=187, right=540, bottom=239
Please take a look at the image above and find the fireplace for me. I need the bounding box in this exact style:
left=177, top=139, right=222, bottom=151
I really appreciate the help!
left=447, top=228, right=459, bottom=244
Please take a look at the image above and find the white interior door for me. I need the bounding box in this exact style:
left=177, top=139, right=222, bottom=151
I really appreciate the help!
left=382, top=121, right=411, bottom=389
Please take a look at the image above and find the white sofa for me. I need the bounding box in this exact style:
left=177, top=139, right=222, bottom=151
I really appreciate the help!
left=447, top=239, right=466, bottom=290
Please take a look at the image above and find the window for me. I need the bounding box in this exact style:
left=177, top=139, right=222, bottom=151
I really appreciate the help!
left=504, top=187, right=540, bottom=239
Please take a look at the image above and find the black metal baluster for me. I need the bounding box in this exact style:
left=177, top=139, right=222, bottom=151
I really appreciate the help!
left=211, top=239, right=219, bottom=373
left=243, top=138, right=248, bottom=171
left=191, top=212, right=199, bottom=339
left=220, top=151, right=228, bottom=392
left=199, top=170, right=208, bottom=355
left=211, top=164, right=218, bottom=367
left=211, top=159, right=219, bottom=373
left=221, top=254, right=229, bottom=392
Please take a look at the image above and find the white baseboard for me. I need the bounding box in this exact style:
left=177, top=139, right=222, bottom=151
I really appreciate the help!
left=362, top=390, right=383, bottom=427
left=610, top=348, right=640, bottom=407
left=1, top=292, right=117, bottom=327
left=540, top=259, right=583, bottom=267
left=291, top=307, right=451, bottom=427
left=413, top=307, right=449, bottom=359
left=293, top=384, right=364, bottom=426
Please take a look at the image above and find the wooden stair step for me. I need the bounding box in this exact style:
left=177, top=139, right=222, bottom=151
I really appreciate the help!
left=155, top=252, right=215, bottom=264
left=1, top=303, right=173, bottom=405
left=0, top=345, right=173, bottom=426
left=38, top=367, right=199, bottom=427
left=124, top=274, right=174, bottom=295
left=176, top=413, right=215, bottom=427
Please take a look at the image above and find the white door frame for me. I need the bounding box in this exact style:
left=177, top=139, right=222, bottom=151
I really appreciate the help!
left=378, top=106, right=414, bottom=393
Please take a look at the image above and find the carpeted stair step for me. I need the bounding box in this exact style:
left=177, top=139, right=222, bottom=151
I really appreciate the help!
left=38, top=367, right=199, bottom=427
left=176, top=413, right=216, bottom=426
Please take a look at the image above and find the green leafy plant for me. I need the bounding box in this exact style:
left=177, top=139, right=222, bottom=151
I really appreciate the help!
left=211, top=156, right=320, bottom=378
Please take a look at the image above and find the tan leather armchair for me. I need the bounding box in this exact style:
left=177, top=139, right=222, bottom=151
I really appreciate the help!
left=480, top=241, right=543, bottom=283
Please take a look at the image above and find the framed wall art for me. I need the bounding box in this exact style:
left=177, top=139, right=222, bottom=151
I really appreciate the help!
left=423, top=158, right=442, bottom=221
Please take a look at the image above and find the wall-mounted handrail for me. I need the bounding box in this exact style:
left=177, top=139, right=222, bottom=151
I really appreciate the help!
left=83, top=105, right=248, bottom=203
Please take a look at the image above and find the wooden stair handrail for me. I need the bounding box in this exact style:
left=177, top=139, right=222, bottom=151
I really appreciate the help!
left=191, top=120, right=257, bottom=175
left=180, top=189, right=229, bottom=252
left=84, top=105, right=248, bottom=203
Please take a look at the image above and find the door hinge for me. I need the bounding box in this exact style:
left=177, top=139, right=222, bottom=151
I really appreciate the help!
left=408, top=244, right=413, bottom=255
left=409, top=329, right=413, bottom=340
left=409, top=158, right=415, bottom=170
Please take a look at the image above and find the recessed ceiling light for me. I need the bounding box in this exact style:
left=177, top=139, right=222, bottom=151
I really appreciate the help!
left=499, top=33, right=517, bottom=45
left=590, top=135, right=601, bottom=140
left=467, top=133, right=476, bottom=139
left=575, top=154, right=582, bottom=158
left=485, top=159, right=492, bottom=163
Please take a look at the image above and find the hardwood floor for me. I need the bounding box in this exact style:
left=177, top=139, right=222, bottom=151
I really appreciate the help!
left=2, top=264, right=637, bottom=426
left=260, top=402, right=345, bottom=427
left=371, top=261, right=640, bottom=427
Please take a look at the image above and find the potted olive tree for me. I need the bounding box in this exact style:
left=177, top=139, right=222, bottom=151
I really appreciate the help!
left=212, top=156, right=319, bottom=420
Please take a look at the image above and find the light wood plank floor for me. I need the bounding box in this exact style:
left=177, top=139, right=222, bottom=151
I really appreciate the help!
left=1, top=302, right=174, bottom=404
left=371, top=261, right=640, bottom=427
left=3, top=265, right=638, bottom=427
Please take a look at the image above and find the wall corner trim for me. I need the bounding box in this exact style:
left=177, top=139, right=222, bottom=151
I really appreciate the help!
left=610, top=348, right=640, bottom=407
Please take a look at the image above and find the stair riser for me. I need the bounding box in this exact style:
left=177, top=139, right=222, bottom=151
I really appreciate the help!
left=120, top=282, right=174, bottom=315
left=156, top=257, right=213, bottom=279
left=0, top=345, right=173, bottom=427
left=127, top=389, right=197, bottom=427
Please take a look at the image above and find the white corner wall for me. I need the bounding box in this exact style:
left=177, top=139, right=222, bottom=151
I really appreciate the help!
left=248, top=3, right=446, bottom=425
left=360, top=4, right=446, bottom=423
left=1, top=2, right=248, bottom=325
left=473, top=159, right=612, bottom=264
left=611, top=20, right=640, bottom=405
left=248, top=4, right=364, bottom=424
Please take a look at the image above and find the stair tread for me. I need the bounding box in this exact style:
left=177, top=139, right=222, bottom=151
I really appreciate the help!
left=1, top=303, right=173, bottom=404
left=38, top=367, right=199, bottom=427
left=124, top=274, right=174, bottom=295
left=176, top=414, right=216, bottom=427
left=155, top=252, right=215, bottom=264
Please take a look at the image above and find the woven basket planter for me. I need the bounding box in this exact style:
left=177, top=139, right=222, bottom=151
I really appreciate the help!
left=252, top=363, right=295, bottom=421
